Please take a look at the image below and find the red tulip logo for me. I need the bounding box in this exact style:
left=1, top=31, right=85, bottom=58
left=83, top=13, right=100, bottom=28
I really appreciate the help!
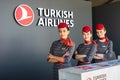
left=15, top=4, right=34, bottom=26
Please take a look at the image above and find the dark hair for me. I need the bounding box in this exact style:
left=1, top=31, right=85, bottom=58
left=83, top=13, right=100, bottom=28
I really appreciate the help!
left=66, top=27, right=70, bottom=31
left=58, top=26, right=70, bottom=31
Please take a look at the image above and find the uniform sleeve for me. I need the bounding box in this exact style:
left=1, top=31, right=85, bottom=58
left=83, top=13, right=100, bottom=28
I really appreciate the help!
left=64, top=44, right=75, bottom=63
left=72, top=50, right=76, bottom=59
left=49, top=42, right=54, bottom=54
left=72, top=44, right=80, bottom=59
left=83, top=44, right=97, bottom=62
left=106, top=41, right=114, bottom=59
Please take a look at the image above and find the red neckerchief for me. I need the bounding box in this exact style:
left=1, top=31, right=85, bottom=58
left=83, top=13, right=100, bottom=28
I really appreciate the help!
left=99, top=37, right=109, bottom=44
left=85, top=40, right=98, bottom=46
left=85, top=40, right=91, bottom=44
left=99, top=37, right=105, bottom=40
left=60, top=38, right=74, bottom=46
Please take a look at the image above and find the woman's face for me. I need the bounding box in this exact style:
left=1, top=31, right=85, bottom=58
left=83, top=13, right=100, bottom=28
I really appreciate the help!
left=58, top=27, right=70, bottom=39
left=96, top=29, right=106, bottom=38
left=82, top=32, right=92, bottom=41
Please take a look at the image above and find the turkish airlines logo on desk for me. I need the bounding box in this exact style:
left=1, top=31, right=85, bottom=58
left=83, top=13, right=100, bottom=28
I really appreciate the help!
left=15, top=4, right=34, bottom=26
left=87, top=77, right=92, bottom=80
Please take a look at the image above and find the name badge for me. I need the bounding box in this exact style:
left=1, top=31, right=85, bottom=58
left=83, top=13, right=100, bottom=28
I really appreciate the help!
left=86, top=48, right=90, bottom=50
left=62, top=47, right=66, bottom=50
left=102, top=46, right=106, bottom=47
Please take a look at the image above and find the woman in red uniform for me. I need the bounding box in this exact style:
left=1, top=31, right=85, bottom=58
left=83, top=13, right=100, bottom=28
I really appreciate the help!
left=93, top=23, right=114, bottom=63
left=73, top=26, right=97, bottom=65
left=47, top=22, right=75, bottom=80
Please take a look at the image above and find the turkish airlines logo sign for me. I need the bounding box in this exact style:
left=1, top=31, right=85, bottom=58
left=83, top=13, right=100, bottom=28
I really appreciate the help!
left=15, top=4, right=34, bottom=26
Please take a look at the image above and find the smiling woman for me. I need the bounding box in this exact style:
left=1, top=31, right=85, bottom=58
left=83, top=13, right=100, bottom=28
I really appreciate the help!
left=72, top=26, right=97, bottom=66
left=47, top=22, right=75, bottom=80
left=92, top=23, right=114, bottom=63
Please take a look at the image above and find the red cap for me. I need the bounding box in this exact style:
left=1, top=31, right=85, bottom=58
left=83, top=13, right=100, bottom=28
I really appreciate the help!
left=58, top=22, right=68, bottom=28
left=82, top=26, right=91, bottom=32
left=96, top=23, right=104, bottom=30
